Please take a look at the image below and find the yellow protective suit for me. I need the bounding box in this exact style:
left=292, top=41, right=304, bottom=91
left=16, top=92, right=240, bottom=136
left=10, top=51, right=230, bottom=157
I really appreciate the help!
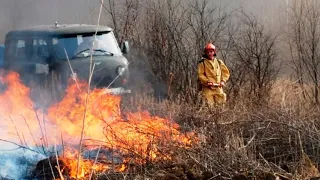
left=197, top=58, right=230, bottom=106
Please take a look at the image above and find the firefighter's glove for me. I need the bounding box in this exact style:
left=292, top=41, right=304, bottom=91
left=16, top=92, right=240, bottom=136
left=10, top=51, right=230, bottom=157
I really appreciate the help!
left=207, top=82, right=214, bottom=87
left=220, top=81, right=225, bottom=87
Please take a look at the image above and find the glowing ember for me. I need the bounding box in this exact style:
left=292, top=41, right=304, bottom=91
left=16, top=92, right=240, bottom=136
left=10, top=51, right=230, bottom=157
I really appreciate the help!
left=0, top=70, right=194, bottom=179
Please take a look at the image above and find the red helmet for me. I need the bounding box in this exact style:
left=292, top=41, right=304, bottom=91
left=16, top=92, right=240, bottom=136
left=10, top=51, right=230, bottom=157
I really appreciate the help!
left=204, top=43, right=216, bottom=51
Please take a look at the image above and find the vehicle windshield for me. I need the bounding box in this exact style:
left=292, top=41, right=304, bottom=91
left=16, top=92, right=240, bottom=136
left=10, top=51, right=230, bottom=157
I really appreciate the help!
left=53, top=31, right=121, bottom=60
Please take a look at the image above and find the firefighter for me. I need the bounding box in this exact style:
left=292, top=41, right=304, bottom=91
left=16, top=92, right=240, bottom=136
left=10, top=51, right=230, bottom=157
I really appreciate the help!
left=197, top=43, right=230, bottom=107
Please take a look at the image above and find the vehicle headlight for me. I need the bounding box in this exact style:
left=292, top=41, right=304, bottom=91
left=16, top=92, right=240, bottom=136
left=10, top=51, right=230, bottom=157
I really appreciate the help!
left=116, top=66, right=126, bottom=76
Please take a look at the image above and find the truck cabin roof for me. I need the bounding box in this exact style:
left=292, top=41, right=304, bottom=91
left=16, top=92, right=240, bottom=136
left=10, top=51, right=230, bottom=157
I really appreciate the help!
left=6, top=24, right=113, bottom=38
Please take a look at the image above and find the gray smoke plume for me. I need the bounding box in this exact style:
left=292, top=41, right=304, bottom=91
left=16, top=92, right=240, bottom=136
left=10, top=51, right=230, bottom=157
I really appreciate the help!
left=0, top=149, right=45, bottom=179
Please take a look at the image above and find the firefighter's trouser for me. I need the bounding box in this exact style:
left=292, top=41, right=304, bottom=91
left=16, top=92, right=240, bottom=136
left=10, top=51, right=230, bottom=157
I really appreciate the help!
left=201, top=86, right=226, bottom=107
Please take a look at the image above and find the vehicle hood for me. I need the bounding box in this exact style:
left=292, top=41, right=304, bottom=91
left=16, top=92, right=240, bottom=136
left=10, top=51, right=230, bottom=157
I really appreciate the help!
left=59, top=55, right=129, bottom=79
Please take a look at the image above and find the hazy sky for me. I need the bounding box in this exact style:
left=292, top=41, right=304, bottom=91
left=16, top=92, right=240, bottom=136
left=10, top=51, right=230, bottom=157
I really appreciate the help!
left=0, top=0, right=289, bottom=43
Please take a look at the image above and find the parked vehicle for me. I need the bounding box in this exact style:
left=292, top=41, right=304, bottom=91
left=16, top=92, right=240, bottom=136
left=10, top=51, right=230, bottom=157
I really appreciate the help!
left=3, top=23, right=130, bottom=94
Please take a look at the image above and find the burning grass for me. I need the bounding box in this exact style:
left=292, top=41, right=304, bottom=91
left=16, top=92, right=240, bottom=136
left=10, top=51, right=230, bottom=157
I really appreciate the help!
left=0, top=71, right=195, bottom=179
left=1, top=70, right=320, bottom=179
left=119, top=87, right=320, bottom=179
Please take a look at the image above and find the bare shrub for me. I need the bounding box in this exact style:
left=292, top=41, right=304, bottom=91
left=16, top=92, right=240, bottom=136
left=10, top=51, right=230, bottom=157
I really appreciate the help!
left=227, top=11, right=280, bottom=104
left=117, top=91, right=320, bottom=179
left=286, top=0, right=320, bottom=105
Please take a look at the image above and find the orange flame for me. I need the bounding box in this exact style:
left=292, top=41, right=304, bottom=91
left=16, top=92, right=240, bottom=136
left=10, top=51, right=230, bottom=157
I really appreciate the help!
left=0, top=71, right=194, bottom=178
left=0, top=71, right=44, bottom=147
left=47, top=82, right=192, bottom=161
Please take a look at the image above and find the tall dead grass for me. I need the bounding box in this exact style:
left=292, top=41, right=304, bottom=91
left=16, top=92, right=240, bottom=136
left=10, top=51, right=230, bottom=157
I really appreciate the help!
left=25, top=74, right=320, bottom=179
left=117, top=78, right=320, bottom=179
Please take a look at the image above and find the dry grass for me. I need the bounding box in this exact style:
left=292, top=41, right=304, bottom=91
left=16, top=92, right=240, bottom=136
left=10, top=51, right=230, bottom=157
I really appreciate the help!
left=117, top=81, right=320, bottom=179
left=20, top=76, right=320, bottom=179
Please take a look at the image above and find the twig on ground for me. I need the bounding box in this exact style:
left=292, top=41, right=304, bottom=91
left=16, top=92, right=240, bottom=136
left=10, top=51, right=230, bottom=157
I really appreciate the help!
left=33, top=109, right=48, bottom=148
left=64, top=48, right=81, bottom=92
left=89, top=143, right=103, bottom=180
left=61, top=133, right=65, bottom=158
left=22, top=115, right=40, bottom=152
left=238, top=133, right=256, bottom=150
left=48, top=156, right=56, bottom=180
left=54, top=126, right=64, bottom=180
left=42, top=108, right=49, bottom=152
left=9, top=115, right=25, bottom=148
left=0, top=138, right=41, bottom=154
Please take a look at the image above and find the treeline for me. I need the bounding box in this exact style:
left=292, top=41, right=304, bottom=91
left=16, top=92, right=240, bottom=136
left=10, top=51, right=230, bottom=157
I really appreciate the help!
left=100, top=0, right=320, bottom=105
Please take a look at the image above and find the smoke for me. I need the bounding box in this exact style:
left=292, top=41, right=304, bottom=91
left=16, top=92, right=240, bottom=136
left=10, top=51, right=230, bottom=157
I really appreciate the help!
left=0, top=0, right=288, bottom=44
left=124, top=47, right=169, bottom=100
left=0, top=70, right=63, bottom=179
left=0, top=0, right=293, bottom=178
left=0, top=149, right=45, bottom=179
left=0, top=0, right=106, bottom=43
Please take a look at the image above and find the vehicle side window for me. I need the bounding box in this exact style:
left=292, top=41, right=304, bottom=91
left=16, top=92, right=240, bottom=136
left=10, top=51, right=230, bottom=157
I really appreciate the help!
left=32, top=38, right=50, bottom=60
left=53, top=37, right=78, bottom=60
left=6, top=38, right=33, bottom=60
left=16, top=40, right=26, bottom=58
left=52, top=37, right=66, bottom=60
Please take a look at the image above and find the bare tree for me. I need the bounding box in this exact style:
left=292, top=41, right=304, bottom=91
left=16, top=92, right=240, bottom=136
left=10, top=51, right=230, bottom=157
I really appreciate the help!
left=228, top=11, right=279, bottom=103
left=187, top=0, right=230, bottom=58
left=286, top=0, right=320, bottom=104
left=141, top=0, right=230, bottom=101
left=103, top=0, right=283, bottom=104
left=102, top=0, right=140, bottom=45
left=142, top=0, right=190, bottom=99
left=186, top=0, right=230, bottom=100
